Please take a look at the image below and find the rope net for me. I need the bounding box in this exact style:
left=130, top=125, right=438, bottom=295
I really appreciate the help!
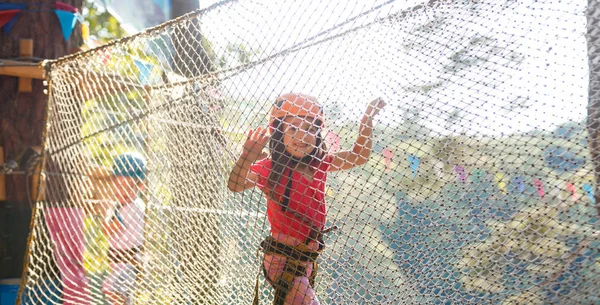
left=20, top=0, right=600, bottom=304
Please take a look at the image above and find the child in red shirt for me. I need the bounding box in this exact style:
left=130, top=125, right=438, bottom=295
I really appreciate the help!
left=228, top=93, right=385, bottom=305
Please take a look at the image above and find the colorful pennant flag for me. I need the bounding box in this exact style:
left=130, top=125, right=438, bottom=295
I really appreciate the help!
left=583, top=183, right=595, bottom=203
left=494, top=173, right=506, bottom=194
left=81, top=22, right=90, bottom=42
left=566, top=182, right=578, bottom=201
left=435, top=161, right=444, bottom=179
left=382, top=148, right=393, bottom=173
left=513, top=176, right=525, bottom=193
left=407, top=154, right=419, bottom=178
left=0, top=3, right=25, bottom=34
left=55, top=1, right=78, bottom=13
left=0, top=9, right=19, bottom=29
left=54, top=9, right=78, bottom=41
left=473, top=169, right=485, bottom=182
left=325, top=131, right=341, bottom=153
left=533, top=179, right=545, bottom=198
left=455, top=165, right=466, bottom=183
left=134, top=59, right=153, bottom=85
left=0, top=3, right=82, bottom=35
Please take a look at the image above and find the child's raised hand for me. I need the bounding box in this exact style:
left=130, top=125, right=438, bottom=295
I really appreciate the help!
left=241, top=127, right=269, bottom=162
left=365, top=97, right=386, bottom=118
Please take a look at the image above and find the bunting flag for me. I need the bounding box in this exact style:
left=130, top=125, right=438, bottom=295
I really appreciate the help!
left=407, top=154, right=419, bottom=178
left=533, top=179, right=545, bottom=198
left=513, top=176, right=525, bottom=192
left=382, top=148, right=393, bottom=173
left=0, top=2, right=26, bottom=34
left=325, top=131, right=341, bottom=153
left=0, top=3, right=81, bottom=35
left=494, top=173, right=506, bottom=194
left=54, top=9, right=78, bottom=41
left=566, top=182, right=578, bottom=201
left=2, top=11, right=18, bottom=33
left=455, top=165, right=466, bottom=183
left=134, top=59, right=154, bottom=85
left=0, top=9, right=19, bottom=29
left=472, top=169, right=484, bottom=178
left=55, top=1, right=78, bottom=13
left=583, top=183, right=595, bottom=203
left=81, top=22, right=90, bottom=42
left=435, top=161, right=444, bottom=179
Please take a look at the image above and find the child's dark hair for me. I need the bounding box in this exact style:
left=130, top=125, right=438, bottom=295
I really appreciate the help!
left=267, top=118, right=326, bottom=190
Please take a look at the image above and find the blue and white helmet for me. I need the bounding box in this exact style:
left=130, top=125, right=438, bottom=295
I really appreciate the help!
left=113, top=152, right=146, bottom=180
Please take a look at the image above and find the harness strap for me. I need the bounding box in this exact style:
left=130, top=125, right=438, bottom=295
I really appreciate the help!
left=281, top=168, right=294, bottom=212
left=252, top=237, right=321, bottom=305
left=252, top=248, right=262, bottom=305
left=260, top=237, right=320, bottom=262
left=274, top=260, right=305, bottom=305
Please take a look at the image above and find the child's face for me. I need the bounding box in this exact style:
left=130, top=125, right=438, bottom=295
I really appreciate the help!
left=282, top=116, right=320, bottom=158
left=114, top=175, right=145, bottom=204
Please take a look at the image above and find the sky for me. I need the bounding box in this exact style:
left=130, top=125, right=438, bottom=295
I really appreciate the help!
left=191, top=0, right=590, bottom=138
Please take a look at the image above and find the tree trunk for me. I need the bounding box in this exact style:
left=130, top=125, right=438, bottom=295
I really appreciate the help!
left=166, top=3, right=220, bottom=304
left=0, top=0, right=82, bottom=279
left=587, top=0, right=600, bottom=217
left=170, top=0, right=215, bottom=78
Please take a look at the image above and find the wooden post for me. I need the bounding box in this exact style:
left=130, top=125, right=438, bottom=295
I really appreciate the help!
left=0, top=146, right=5, bottom=201
left=18, top=39, right=33, bottom=93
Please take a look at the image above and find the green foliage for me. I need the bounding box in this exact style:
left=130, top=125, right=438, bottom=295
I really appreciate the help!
left=457, top=203, right=596, bottom=299
left=82, top=0, right=127, bottom=43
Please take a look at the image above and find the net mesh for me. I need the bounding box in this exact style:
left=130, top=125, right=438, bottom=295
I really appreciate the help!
left=19, top=0, right=600, bottom=304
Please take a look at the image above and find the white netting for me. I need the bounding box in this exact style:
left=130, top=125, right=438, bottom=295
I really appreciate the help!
left=19, top=0, right=600, bottom=304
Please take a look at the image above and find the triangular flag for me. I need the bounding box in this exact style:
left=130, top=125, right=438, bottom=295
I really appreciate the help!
left=513, top=176, right=525, bottom=192
left=583, top=184, right=595, bottom=203
left=435, top=161, right=444, bottom=179
left=76, top=13, right=84, bottom=24
left=382, top=148, right=393, bottom=173
left=0, top=9, right=20, bottom=30
left=494, top=173, right=506, bottom=194
left=325, top=131, right=341, bottom=153
left=134, top=59, right=153, bottom=85
left=533, top=179, right=545, bottom=198
left=54, top=10, right=78, bottom=41
left=455, top=165, right=466, bottom=183
left=407, top=154, right=419, bottom=178
left=3, top=12, right=19, bottom=34
left=55, top=1, right=78, bottom=13
left=471, top=169, right=485, bottom=183
left=81, top=22, right=90, bottom=42
left=566, top=182, right=578, bottom=201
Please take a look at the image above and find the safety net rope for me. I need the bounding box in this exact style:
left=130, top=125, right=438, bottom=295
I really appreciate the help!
left=19, top=0, right=600, bottom=304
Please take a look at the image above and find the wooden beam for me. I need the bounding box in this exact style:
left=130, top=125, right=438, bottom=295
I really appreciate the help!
left=0, top=62, right=145, bottom=97
left=0, top=60, right=44, bottom=79
left=19, top=39, right=34, bottom=92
